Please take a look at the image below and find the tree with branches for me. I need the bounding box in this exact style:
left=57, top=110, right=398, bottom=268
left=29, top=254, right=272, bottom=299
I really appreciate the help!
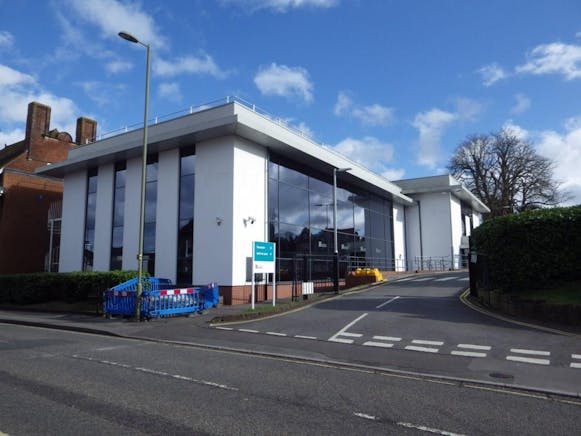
left=448, top=128, right=567, bottom=217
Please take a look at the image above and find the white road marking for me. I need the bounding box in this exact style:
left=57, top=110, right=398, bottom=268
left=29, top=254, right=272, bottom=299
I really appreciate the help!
left=572, top=354, right=581, bottom=359
left=434, top=277, right=455, bottom=282
left=457, top=344, right=491, bottom=351
left=340, top=332, right=362, bottom=337
left=238, top=329, right=259, bottom=334
left=364, top=341, right=394, bottom=348
left=373, top=335, right=402, bottom=342
left=266, top=331, right=287, bottom=337
left=376, top=296, right=400, bottom=309
left=458, top=277, right=469, bottom=281
left=411, top=277, right=433, bottom=282
left=506, top=356, right=550, bottom=365
left=328, top=313, right=368, bottom=343
left=412, top=340, right=444, bottom=346
left=397, top=421, right=466, bottom=436
left=72, top=355, right=238, bottom=391
left=405, top=346, right=439, bottom=353
left=510, top=348, right=550, bottom=356
left=451, top=351, right=487, bottom=358
left=354, top=412, right=378, bottom=421
left=215, top=326, right=233, bottom=331
left=571, top=363, right=581, bottom=369
left=294, top=335, right=317, bottom=340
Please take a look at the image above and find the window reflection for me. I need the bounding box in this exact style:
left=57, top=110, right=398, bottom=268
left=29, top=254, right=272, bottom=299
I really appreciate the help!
left=144, top=157, right=158, bottom=275
left=177, top=149, right=195, bottom=284
left=83, top=168, right=98, bottom=271
left=110, top=162, right=126, bottom=270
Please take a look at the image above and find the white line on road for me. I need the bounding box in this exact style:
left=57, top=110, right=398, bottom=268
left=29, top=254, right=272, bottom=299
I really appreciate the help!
left=373, top=335, right=402, bottom=342
left=411, top=277, right=433, bottom=282
left=215, top=326, right=233, bottom=331
left=266, top=331, right=287, bottom=336
left=458, top=277, right=469, bottom=281
left=571, top=363, right=581, bottom=369
left=434, top=277, right=456, bottom=282
left=294, top=335, right=318, bottom=340
left=572, top=354, right=581, bottom=359
left=451, top=351, right=487, bottom=358
left=412, top=340, right=444, bottom=346
left=328, top=313, right=368, bottom=343
left=457, top=344, right=491, bottom=351
left=405, top=346, right=439, bottom=353
left=506, top=356, right=550, bottom=365
left=510, top=348, right=551, bottom=356
left=376, top=296, right=400, bottom=309
left=238, top=329, right=259, bottom=334
left=354, top=412, right=378, bottom=420
left=363, top=341, right=394, bottom=348
left=340, top=332, right=363, bottom=337
left=397, top=421, right=466, bottom=436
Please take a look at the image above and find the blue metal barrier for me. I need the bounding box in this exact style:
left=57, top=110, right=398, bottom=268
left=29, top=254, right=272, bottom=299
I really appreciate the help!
left=103, top=278, right=218, bottom=318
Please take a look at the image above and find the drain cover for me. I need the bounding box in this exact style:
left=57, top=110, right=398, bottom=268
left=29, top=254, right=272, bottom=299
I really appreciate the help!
left=489, top=372, right=514, bottom=379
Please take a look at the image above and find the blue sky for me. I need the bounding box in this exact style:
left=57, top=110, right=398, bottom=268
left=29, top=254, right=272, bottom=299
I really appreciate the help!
left=1, top=0, right=580, bottom=203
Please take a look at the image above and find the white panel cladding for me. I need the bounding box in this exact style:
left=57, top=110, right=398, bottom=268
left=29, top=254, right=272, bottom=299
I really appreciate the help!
left=231, top=137, right=268, bottom=285
left=122, top=157, right=142, bottom=271
left=393, top=203, right=406, bottom=271
left=59, top=170, right=87, bottom=272
left=93, top=163, right=114, bottom=271
left=416, top=193, right=453, bottom=260
left=450, top=194, right=463, bottom=268
left=404, top=203, right=420, bottom=271
left=472, top=212, right=482, bottom=229
left=193, top=137, right=235, bottom=286
left=155, top=148, right=180, bottom=282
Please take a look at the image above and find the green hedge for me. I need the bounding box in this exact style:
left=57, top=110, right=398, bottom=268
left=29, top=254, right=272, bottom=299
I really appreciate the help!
left=472, top=205, right=581, bottom=292
left=0, top=271, right=143, bottom=305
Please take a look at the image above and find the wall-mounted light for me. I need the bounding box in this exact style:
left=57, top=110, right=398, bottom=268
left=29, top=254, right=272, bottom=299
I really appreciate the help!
left=243, top=216, right=256, bottom=226
left=216, top=217, right=223, bottom=226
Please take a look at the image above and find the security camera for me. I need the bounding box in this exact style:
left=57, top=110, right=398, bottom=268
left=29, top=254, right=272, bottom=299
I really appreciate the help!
left=249, top=217, right=255, bottom=224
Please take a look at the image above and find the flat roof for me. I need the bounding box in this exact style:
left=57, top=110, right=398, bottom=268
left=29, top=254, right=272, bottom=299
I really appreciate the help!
left=38, top=101, right=414, bottom=205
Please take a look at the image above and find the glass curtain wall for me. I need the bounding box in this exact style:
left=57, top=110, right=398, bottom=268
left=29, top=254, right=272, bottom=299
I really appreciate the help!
left=268, top=157, right=394, bottom=280
left=177, top=147, right=195, bottom=284
left=110, top=162, right=126, bottom=270
left=144, top=155, right=158, bottom=276
left=82, top=168, right=98, bottom=271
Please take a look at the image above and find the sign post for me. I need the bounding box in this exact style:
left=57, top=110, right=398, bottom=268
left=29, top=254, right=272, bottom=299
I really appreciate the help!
left=252, top=241, right=276, bottom=310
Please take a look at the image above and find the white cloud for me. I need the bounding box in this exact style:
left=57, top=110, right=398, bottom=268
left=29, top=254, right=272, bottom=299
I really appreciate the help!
left=333, top=136, right=395, bottom=174
left=537, top=126, right=581, bottom=205
left=502, top=120, right=529, bottom=140
left=381, top=168, right=406, bottom=181
left=154, top=55, right=229, bottom=79
left=477, top=63, right=507, bottom=86
left=0, top=128, right=24, bottom=148
left=454, top=97, right=483, bottom=121
left=158, top=82, right=182, bottom=103
left=0, top=64, right=35, bottom=88
left=516, top=42, right=581, bottom=80
left=510, top=93, right=531, bottom=115
left=221, top=0, right=338, bottom=13
left=76, top=81, right=126, bottom=107
left=564, top=115, right=581, bottom=131
left=254, top=63, right=314, bottom=103
left=105, top=60, right=133, bottom=74
left=333, top=91, right=394, bottom=126
left=0, top=31, right=14, bottom=48
left=65, top=0, right=166, bottom=49
left=412, top=109, right=457, bottom=168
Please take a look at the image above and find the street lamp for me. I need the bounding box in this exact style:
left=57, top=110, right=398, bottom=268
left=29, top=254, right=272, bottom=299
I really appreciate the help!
left=118, top=31, right=151, bottom=320
left=333, top=167, right=351, bottom=293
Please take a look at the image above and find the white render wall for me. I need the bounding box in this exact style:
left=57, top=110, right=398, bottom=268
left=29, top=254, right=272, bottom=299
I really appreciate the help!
left=155, top=149, right=180, bottom=282
left=59, top=170, right=87, bottom=272
left=392, top=203, right=406, bottom=271
left=93, top=163, right=114, bottom=271
left=193, top=137, right=235, bottom=286
left=449, top=194, right=463, bottom=268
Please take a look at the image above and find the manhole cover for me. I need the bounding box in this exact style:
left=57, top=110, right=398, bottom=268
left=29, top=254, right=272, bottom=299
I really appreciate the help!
left=489, top=372, right=514, bottom=379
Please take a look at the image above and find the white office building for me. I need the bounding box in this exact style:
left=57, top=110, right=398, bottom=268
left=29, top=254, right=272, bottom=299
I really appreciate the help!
left=39, top=99, right=489, bottom=304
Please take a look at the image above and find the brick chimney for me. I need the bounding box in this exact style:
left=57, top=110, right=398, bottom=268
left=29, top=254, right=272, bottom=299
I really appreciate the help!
left=76, top=117, right=97, bottom=145
left=25, top=102, right=51, bottom=142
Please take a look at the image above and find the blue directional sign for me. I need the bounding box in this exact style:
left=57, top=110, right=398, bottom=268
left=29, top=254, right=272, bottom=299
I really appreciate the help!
left=253, top=241, right=275, bottom=273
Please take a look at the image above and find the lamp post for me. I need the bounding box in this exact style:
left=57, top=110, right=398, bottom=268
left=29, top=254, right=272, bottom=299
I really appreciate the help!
left=118, top=31, right=150, bottom=320
left=333, top=167, right=351, bottom=293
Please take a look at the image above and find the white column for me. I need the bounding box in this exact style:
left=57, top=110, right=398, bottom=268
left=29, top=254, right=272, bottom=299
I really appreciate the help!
left=59, top=170, right=87, bottom=272
left=155, top=148, right=180, bottom=282
left=93, top=163, right=114, bottom=271
left=393, top=203, right=406, bottom=271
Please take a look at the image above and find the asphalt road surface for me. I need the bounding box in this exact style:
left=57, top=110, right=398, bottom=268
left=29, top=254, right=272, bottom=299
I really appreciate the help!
left=209, top=272, right=581, bottom=396
left=1, top=322, right=581, bottom=435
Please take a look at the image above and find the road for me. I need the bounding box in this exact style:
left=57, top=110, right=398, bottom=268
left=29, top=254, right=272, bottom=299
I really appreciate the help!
left=207, top=272, right=581, bottom=395
left=1, top=323, right=581, bottom=435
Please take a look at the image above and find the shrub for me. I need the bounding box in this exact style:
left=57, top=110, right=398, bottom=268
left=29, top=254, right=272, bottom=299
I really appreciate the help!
left=472, top=205, right=581, bottom=292
left=0, top=270, right=144, bottom=305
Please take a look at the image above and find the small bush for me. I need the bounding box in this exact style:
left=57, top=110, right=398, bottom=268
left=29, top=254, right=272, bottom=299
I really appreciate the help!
left=472, top=205, right=581, bottom=292
left=0, top=270, right=143, bottom=305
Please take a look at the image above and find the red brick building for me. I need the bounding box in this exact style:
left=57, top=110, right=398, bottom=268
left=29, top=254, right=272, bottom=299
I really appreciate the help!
left=0, top=102, right=96, bottom=274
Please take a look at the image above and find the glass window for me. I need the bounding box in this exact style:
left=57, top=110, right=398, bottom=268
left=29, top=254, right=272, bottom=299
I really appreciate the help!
left=83, top=168, right=98, bottom=271
left=177, top=149, right=195, bottom=284
left=110, top=162, right=126, bottom=270
left=144, top=157, right=158, bottom=275
left=279, top=165, right=308, bottom=189
left=278, top=182, right=309, bottom=227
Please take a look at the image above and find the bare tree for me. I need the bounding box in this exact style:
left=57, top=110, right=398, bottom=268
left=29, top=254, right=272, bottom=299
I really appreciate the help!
left=448, top=129, right=566, bottom=217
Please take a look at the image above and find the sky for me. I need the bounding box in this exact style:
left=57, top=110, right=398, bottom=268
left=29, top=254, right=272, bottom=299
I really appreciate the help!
left=1, top=0, right=580, bottom=204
